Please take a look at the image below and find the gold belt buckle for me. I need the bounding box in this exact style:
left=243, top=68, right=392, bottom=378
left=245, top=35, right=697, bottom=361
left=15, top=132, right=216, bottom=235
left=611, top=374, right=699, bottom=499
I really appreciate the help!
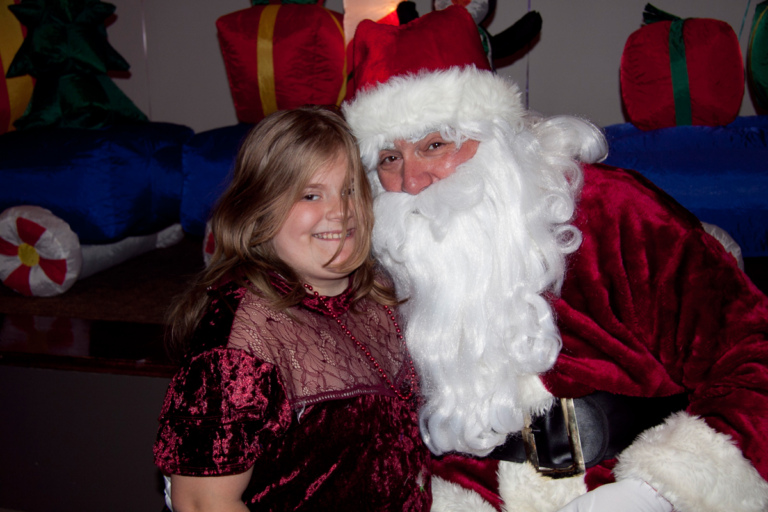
left=522, top=397, right=586, bottom=478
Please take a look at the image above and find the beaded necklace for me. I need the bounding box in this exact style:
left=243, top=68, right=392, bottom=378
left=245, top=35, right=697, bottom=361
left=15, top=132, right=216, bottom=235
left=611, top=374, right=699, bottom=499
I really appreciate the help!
left=303, top=283, right=417, bottom=401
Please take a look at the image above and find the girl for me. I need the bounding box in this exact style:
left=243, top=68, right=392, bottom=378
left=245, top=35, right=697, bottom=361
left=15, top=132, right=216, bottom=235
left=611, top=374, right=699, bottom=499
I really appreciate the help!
left=154, top=107, right=431, bottom=511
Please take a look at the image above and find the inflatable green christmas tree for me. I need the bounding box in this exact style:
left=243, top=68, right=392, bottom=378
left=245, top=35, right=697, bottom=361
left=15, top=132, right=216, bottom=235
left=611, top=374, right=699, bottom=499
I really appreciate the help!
left=6, top=0, right=147, bottom=129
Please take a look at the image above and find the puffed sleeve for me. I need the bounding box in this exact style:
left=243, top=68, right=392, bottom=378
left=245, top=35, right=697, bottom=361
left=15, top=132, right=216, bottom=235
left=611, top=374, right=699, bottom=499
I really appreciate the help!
left=154, top=347, right=293, bottom=476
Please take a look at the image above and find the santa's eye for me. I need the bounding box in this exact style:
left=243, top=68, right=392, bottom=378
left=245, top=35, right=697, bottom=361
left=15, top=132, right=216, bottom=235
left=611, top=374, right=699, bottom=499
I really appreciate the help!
left=379, top=154, right=400, bottom=166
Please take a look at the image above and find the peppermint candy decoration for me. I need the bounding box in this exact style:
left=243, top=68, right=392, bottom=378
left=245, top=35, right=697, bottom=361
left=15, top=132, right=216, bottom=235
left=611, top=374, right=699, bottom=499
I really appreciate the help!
left=0, top=206, right=82, bottom=296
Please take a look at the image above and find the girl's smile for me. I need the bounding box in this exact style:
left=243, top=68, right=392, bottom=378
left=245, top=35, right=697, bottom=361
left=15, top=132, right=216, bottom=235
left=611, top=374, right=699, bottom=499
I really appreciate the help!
left=312, top=228, right=355, bottom=240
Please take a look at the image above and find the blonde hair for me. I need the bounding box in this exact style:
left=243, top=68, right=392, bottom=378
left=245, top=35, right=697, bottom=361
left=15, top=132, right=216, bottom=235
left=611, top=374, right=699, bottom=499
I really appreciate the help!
left=167, top=106, right=394, bottom=360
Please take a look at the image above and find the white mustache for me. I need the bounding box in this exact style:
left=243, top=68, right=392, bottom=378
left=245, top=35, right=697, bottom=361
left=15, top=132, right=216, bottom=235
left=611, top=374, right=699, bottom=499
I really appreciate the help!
left=374, top=163, right=486, bottom=251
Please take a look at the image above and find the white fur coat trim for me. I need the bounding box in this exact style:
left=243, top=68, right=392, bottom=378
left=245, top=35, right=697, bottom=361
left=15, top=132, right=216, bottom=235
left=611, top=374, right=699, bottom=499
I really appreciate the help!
left=430, top=461, right=586, bottom=512
left=497, top=461, right=587, bottom=512
left=614, top=411, right=768, bottom=512
left=431, top=476, right=499, bottom=512
left=432, top=407, right=768, bottom=512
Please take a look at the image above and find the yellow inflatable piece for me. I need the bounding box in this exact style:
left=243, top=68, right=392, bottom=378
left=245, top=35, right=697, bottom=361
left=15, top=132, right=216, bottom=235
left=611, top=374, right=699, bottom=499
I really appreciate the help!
left=0, top=0, right=34, bottom=133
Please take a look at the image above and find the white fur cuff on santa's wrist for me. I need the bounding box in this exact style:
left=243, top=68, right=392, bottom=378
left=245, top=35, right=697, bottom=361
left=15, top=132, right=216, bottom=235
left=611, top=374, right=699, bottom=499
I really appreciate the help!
left=614, top=411, right=768, bottom=512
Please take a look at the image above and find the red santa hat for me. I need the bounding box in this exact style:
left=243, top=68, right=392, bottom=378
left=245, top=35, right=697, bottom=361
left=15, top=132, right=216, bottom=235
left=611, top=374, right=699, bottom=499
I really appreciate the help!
left=342, top=5, right=526, bottom=170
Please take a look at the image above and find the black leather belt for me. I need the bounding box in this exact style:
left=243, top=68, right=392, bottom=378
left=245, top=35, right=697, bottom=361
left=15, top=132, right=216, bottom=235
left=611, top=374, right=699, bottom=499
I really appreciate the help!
left=489, top=391, right=688, bottom=478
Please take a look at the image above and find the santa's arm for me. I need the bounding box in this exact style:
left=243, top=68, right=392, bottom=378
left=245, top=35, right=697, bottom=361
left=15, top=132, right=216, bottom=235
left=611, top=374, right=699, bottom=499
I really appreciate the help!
left=613, top=225, right=768, bottom=512
left=560, top=164, right=768, bottom=511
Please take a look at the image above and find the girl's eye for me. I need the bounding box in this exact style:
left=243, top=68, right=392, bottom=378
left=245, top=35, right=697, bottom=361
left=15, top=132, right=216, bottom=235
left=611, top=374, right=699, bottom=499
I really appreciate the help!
left=302, top=193, right=320, bottom=201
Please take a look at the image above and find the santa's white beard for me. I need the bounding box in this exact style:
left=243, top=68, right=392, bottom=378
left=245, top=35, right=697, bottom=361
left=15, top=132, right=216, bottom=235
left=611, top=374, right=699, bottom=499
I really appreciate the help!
left=372, top=136, right=580, bottom=456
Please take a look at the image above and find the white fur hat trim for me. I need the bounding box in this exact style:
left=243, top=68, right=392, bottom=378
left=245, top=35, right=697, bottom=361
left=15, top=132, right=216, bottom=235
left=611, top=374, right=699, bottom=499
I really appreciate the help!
left=342, top=66, right=525, bottom=171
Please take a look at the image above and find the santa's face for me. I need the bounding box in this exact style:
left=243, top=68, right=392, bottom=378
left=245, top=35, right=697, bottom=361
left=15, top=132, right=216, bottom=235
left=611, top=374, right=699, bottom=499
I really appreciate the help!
left=376, top=132, right=480, bottom=195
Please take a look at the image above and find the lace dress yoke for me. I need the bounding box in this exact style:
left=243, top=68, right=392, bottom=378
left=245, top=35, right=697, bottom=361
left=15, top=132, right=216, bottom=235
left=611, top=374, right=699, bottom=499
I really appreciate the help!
left=228, top=288, right=412, bottom=409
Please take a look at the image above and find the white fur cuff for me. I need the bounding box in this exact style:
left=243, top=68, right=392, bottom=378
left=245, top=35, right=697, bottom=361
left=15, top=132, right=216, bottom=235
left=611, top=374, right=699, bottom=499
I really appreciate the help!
left=497, top=461, right=586, bottom=512
left=614, top=411, right=768, bottom=512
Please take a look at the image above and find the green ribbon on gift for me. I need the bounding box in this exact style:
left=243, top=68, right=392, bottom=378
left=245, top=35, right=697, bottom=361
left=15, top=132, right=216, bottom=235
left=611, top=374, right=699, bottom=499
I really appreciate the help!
left=643, top=4, right=692, bottom=125
left=669, top=19, right=692, bottom=125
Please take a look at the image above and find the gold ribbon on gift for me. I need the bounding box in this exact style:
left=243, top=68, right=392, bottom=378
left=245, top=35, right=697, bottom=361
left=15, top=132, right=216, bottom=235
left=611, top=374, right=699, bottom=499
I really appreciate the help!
left=325, top=9, right=347, bottom=105
left=256, top=4, right=347, bottom=116
left=257, top=5, right=280, bottom=117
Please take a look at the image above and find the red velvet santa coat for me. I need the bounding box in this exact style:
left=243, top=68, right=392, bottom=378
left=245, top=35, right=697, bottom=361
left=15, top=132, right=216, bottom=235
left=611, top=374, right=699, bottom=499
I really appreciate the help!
left=431, top=163, right=768, bottom=512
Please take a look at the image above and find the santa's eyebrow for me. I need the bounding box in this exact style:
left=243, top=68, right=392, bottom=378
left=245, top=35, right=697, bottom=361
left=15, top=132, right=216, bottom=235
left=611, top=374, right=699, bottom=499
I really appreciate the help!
left=407, top=128, right=443, bottom=144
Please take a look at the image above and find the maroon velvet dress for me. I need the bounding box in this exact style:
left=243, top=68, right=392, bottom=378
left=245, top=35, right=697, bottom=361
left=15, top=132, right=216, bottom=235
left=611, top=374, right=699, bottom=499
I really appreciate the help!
left=154, top=280, right=431, bottom=511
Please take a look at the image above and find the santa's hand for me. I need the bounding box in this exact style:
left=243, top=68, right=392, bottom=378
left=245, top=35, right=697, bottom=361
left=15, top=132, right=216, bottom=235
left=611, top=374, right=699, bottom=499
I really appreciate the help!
left=556, top=478, right=673, bottom=512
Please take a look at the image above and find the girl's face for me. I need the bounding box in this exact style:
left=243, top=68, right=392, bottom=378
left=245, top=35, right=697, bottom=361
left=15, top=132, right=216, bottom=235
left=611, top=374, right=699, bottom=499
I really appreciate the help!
left=272, top=154, right=357, bottom=296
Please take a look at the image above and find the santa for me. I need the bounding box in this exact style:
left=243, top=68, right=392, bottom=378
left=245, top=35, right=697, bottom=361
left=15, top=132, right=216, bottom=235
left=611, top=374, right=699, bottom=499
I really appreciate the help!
left=342, top=6, right=768, bottom=512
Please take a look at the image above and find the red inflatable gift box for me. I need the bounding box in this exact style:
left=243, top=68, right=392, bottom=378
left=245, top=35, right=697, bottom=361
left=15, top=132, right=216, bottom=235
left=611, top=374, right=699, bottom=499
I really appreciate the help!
left=217, top=2, right=346, bottom=124
left=620, top=14, right=744, bottom=131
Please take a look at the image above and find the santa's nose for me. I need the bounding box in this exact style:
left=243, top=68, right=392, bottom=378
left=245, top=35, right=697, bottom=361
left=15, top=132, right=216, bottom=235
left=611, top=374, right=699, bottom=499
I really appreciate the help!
left=402, top=160, right=440, bottom=195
